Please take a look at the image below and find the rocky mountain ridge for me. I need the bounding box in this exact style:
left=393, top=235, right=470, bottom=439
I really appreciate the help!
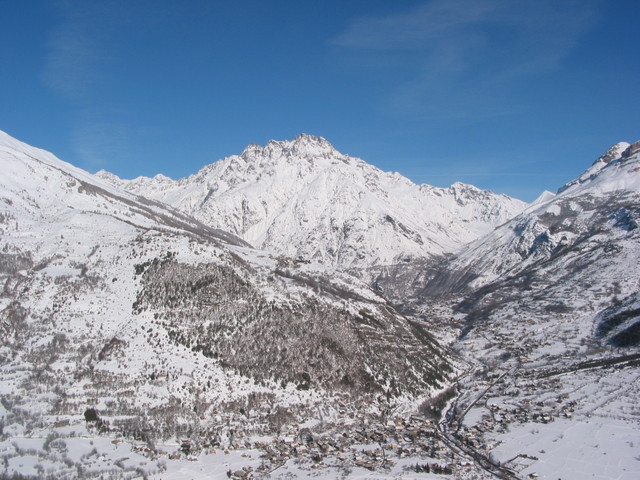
left=98, top=134, right=527, bottom=271
left=423, top=139, right=640, bottom=295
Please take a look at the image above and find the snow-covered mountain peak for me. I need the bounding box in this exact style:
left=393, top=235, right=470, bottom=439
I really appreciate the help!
left=531, top=190, right=556, bottom=205
left=95, top=168, right=122, bottom=183
left=557, top=139, right=640, bottom=197
left=597, top=141, right=631, bottom=165
left=241, top=133, right=340, bottom=163
left=1, top=131, right=464, bottom=477
left=290, top=132, right=335, bottom=150
left=448, top=181, right=483, bottom=197
left=100, top=135, right=527, bottom=270
left=557, top=141, right=633, bottom=194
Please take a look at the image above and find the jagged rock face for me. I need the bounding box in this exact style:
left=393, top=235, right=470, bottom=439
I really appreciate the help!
left=98, top=134, right=527, bottom=271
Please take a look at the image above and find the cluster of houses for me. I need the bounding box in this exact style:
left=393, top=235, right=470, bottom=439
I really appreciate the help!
left=219, top=415, right=460, bottom=478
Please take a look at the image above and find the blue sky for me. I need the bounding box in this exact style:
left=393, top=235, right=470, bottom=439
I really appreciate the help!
left=1, top=0, right=638, bottom=201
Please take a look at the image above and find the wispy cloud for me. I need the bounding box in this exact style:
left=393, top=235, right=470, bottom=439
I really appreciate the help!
left=333, top=0, right=497, bottom=51
left=332, top=0, right=601, bottom=119
left=42, top=1, right=132, bottom=170
left=42, top=1, right=110, bottom=102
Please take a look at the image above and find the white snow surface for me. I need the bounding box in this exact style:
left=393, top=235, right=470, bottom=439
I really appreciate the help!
left=557, top=141, right=631, bottom=194
left=98, top=134, right=527, bottom=270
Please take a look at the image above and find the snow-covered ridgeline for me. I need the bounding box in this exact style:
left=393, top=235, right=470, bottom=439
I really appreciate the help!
left=438, top=140, right=640, bottom=290
left=98, top=134, right=527, bottom=269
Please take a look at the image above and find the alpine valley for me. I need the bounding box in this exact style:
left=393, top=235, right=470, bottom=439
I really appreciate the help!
left=1, top=130, right=638, bottom=480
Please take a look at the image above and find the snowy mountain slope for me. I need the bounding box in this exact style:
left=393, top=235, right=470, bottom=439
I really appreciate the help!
left=416, top=140, right=640, bottom=480
left=423, top=140, right=640, bottom=294
left=98, top=134, right=527, bottom=271
left=557, top=141, right=631, bottom=194
left=421, top=140, right=640, bottom=357
left=0, top=130, right=460, bottom=478
left=0, top=131, right=249, bottom=250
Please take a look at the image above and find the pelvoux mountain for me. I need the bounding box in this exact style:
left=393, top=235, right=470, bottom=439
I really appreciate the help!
left=98, top=134, right=526, bottom=272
